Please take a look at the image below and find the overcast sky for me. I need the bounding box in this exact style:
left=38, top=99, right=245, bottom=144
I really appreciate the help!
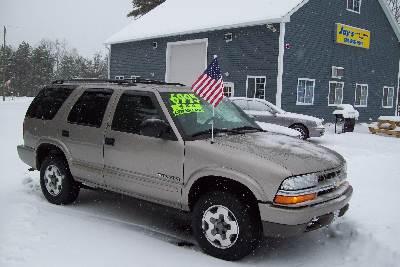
left=0, top=0, right=132, bottom=57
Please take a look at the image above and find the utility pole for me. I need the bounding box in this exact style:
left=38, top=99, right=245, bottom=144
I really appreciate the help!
left=2, top=26, right=6, bottom=101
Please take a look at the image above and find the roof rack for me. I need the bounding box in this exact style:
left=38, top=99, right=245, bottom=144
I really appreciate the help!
left=52, top=78, right=185, bottom=87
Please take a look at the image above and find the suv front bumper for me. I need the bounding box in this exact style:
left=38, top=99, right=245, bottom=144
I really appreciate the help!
left=258, top=184, right=353, bottom=237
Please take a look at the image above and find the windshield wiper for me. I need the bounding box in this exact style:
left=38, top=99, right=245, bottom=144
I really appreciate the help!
left=191, top=126, right=263, bottom=138
left=230, top=126, right=264, bottom=133
left=191, top=128, right=230, bottom=138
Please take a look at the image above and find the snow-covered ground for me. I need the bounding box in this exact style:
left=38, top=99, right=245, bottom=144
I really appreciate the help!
left=1, top=99, right=400, bottom=267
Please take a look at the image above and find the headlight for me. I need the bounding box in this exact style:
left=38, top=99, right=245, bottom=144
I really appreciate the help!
left=280, top=173, right=319, bottom=191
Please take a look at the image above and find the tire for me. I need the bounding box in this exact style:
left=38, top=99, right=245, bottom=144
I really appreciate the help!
left=192, top=191, right=262, bottom=261
left=40, top=154, right=80, bottom=205
left=290, top=124, right=309, bottom=140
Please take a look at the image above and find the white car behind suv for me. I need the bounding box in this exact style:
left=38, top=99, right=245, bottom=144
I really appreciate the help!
left=230, top=97, right=325, bottom=139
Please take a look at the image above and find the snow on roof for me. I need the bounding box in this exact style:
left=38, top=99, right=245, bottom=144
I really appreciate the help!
left=105, top=0, right=305, bottom=44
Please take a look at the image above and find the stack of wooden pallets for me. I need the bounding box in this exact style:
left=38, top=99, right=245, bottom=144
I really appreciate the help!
left=369, top=116, right=400, bottom=138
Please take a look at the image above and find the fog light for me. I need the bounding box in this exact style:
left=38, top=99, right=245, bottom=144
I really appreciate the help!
left=274, top=193, right=317, bottom=205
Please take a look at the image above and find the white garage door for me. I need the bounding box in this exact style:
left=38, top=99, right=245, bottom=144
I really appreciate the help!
left=166, top=39, right=208, bottom=86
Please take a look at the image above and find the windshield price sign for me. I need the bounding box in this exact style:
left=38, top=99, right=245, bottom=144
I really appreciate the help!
left=336, top=23, right=371, bottom=49
left=169, top=93, right=204, bottom=117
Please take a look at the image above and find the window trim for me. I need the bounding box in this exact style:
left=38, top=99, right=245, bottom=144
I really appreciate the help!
left=223, top=82, right=235, bottom=97
left=347, top=0, right=362, bottom=14
left=328, top=81, right=344, bottom=106
left=67, top=89, right=113, bottom=128
left=332, top=66, right=344, bottom=79
left=382, top=86, right=395, bottom=108
left=246, top=75, right=266, bottom=99
left=296, top=78, right=315, bottom=106
left=354, top=83, right=368, bottom=107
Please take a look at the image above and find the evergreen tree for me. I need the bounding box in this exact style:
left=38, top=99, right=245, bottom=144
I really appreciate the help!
left=11, top=42, right=33, bottom=96
left=0, top=45, right=14, bottom=93
left=31, top=44, right=55, bottom=95
left=127, top=0, right=166, bottom=18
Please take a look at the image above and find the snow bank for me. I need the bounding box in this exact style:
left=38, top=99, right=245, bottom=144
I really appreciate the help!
left=105, top=0, right=304, bottom=44
left=378, top=116, right=400, bottom=122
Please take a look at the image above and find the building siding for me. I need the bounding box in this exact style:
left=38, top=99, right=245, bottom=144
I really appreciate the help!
left=110, top=25, right=281, bottom=103
left=283, top=0, right=400, bottom=121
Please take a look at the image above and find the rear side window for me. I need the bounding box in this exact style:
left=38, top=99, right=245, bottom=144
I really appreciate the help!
left=112, top=93, right=161, bottom=134
left=26, top=87, right=75, bottom=120
left=68, top=89, right=113, bottom=128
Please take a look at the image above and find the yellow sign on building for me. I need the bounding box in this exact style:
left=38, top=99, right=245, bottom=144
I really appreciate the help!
left=336, top=23, right=371, bottom=49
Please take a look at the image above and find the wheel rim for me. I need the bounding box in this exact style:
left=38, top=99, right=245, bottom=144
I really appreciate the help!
left=202, top=205, right=239, bottom=249
left=294, top=127, right=307, bottom=139
left=44, top=165, right=64, bottom=196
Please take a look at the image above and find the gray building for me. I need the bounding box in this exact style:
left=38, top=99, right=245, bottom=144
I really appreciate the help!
left=106, top=0, right=400, bottom=121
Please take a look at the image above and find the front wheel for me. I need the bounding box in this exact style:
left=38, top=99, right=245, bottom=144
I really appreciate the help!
left=192, top=191, right=262, bottom=261
left=40, top=155, right=80, bottom=205
left=290, top=124, right=309, bottom=140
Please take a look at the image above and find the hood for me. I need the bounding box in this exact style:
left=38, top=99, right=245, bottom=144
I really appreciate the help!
left=278, top=112, right=324, bottom=124
left=209, top=132, right=344, bottom=175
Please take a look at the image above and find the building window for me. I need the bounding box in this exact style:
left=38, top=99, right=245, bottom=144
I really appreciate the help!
left=347, top=0, right=362, bottom=14
left=329, top=81, right=344, bottom=106
left=382, top=86, right=395, bottom=108
left=296, top=78, right=315, bottom=105
left=354, top=83, right=368, bottom=107
left=246, top=76, right=266, bottom=99
left=152, top=42, right=158, bottom=49
left=224, top=33, right=233, bottom=43
left=332, top=66, right=344, bottom=79
left=223, top=82, right=235, bottom=97
left=115, top=76, right=125, bottom=80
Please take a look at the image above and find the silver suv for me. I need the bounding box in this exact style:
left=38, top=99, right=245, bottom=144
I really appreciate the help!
left=17, top=79, right=353, bottom=261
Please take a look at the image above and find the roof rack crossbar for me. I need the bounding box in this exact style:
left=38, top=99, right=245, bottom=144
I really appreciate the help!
left=52, top=78, right=185, bottom=87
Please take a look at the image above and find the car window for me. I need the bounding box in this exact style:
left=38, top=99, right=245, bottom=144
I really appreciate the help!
left=232, top=99, right=248, bottom=110
left=67, top=89, right=113, bottom=128
left=111, top=93, right=162, bottom=135
left=26, top=86, right=75, bottom=120
left=248, top=100, right=269, bottom=112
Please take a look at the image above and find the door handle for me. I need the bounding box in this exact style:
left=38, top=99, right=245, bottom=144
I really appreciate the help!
left=105, top=137, right=115, bottom=146
left=62, top=130, right=70, bottom=137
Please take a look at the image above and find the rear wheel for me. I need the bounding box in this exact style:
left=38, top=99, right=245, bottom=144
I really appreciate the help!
left=40, top=155, right=80, bottom=205
left=192, top=191, right=262, bottom=261
left=290, top=124, right=309, bottom=140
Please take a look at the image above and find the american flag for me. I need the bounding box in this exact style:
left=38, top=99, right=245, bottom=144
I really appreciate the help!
left=191, top=57, right=224, bottom=107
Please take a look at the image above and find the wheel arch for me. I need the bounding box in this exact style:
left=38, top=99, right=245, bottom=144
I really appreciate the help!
left=36, top=139, right=71, bottom=170
left=183, top=168, right=265, bottom=212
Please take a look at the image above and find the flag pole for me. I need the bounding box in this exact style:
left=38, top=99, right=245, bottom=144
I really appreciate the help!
left=211, top=105, right=215, bottom=144
left=211, top=55, right=218, bottom=144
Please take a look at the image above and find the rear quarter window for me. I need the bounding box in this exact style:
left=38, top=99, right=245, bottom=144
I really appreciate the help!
left=67, top=89, right=113, bottom=128
left=26, top=87, right=76, bottom=120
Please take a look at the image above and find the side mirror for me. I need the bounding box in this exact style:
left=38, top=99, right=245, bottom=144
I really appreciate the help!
left=140, top=118, right=170, bottom=138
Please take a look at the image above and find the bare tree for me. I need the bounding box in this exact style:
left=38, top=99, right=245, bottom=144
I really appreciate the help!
left=387, top=0, right=400, bottom=23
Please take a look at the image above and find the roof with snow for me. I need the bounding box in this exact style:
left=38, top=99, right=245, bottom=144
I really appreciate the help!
left=105, top=0, right=400, bottom=45
left=105, top=0, right=305, bottom=44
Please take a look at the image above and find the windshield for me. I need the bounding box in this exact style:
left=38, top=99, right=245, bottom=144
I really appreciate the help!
left=161, top=92, right=262, bottom=140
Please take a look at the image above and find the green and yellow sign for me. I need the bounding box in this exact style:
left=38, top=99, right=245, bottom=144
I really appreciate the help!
left=169, top=93, right=204, bottom=117
left=336, top=23, right=371, bottom=49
